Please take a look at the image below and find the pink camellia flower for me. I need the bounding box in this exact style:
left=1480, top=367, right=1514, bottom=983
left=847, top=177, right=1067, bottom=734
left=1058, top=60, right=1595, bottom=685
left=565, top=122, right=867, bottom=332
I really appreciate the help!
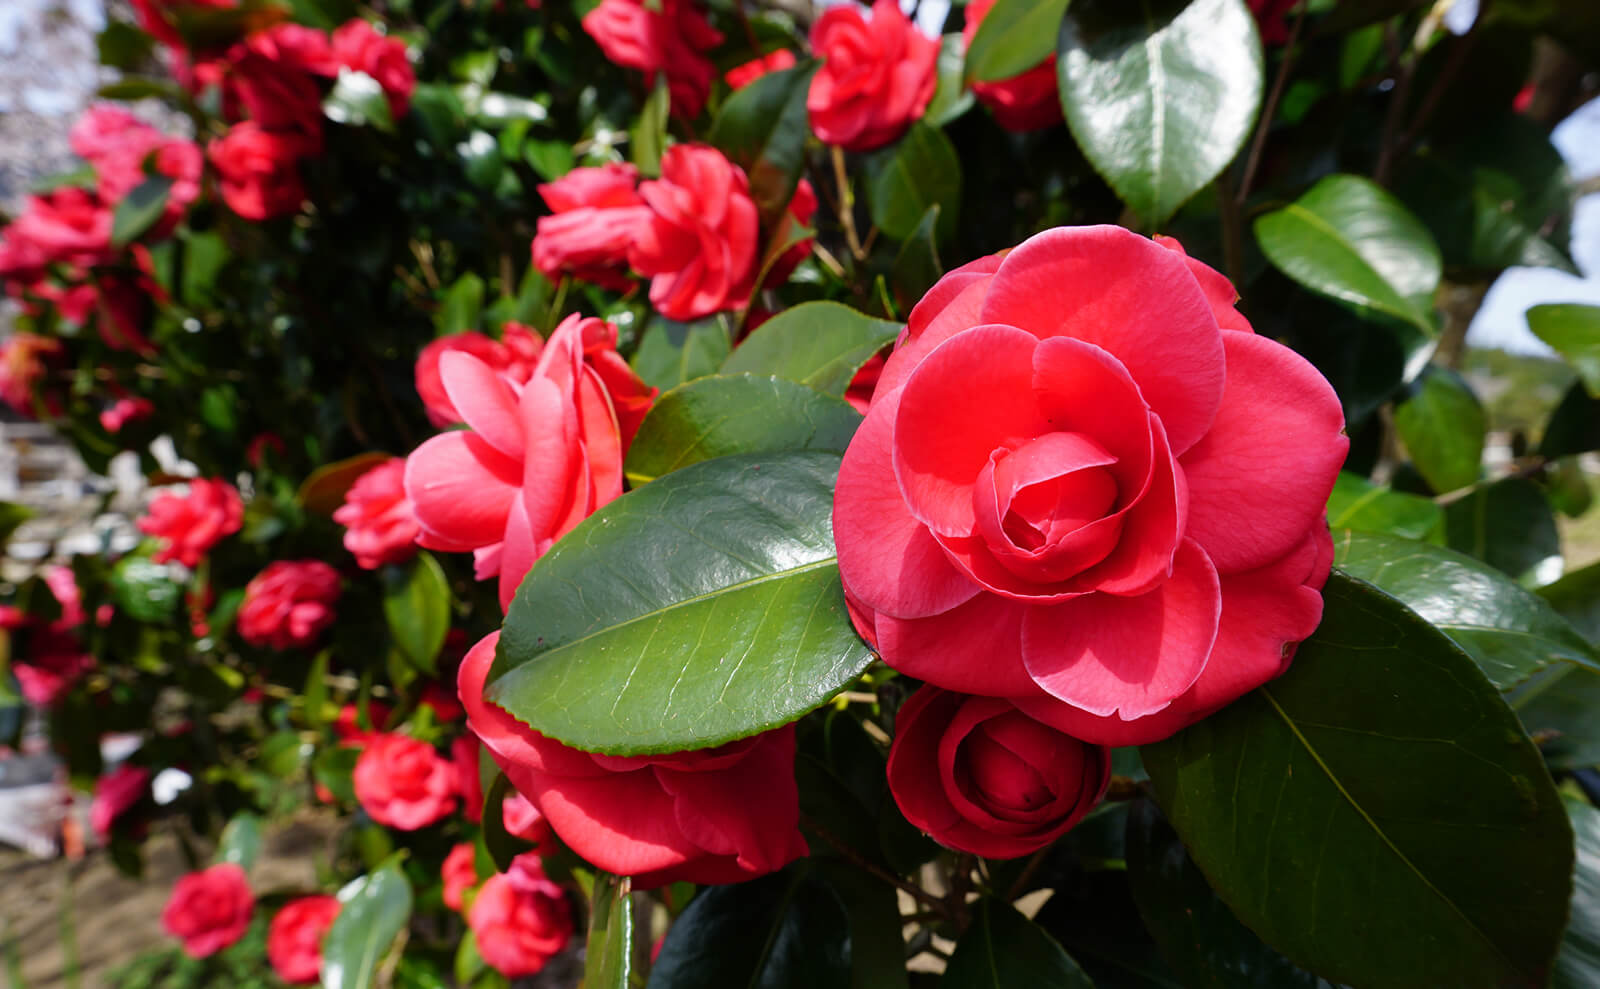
left=405, top=314, right=631, bottom=608
left=237, top=560, right=341, bottom=650
left=101, top=396, right=156, bottom=433
left=71, top=106, right=203, bottom=231
left=581, top=0, right=723, bottom=119
left=0, top=333, right=63, bottom=416
left=138, top=478, right=245, bottom=568
left=452, top=733, right=484, bottom=823
left=2, top=566, right=95, bottom=706
left=353, top=733, right=458, bottom=830
left=502, top=791, right=551, bottom=846
left=808, top=0, right=938, bottom=151
left=220, top=49, right=327, bottom=140
left=4, top=188, right=113, bottom=269
left=331, top=20, right=415, bottom=119
left=69, top=105, right=152, bottom=161
left=467, top=853, right=574, bottom=978
left=161, top=863, right=254, bottom=958
left=208, top=122, right=318, bottom=220
left=461, top=633, right=809, bottom=887
left=833, top=226, right=1346, bottom=747
left=332, top=458, right=419, bottom=569
left=531, top=163, right=650, bottom=291
left=333, top=701, right=392, bottom=744
left=887, top=686, right=1109, bottom=858
left=266, top=895, right=340, bottom=985
left=962, top=0, right=1061, bottom=132
left=725, top=49, right=797, bottom=90
left=442, top=842, right=479, bottom=911
left=629, top=144, right=759, bottom=321
left=415, top=332, right=515, bottom=427
left=90, top=764, right=152, bottom=840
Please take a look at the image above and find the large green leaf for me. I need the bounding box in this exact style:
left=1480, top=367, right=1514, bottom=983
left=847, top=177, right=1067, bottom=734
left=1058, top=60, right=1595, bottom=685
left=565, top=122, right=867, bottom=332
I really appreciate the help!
left=321, top=863, right=414, bottom=989
left=110, top=555, right=182, bottom=623
left=632, top=317, right=732, bottom=391
left=1528, top=303, right=1600, bottom=397
left=491, top=452, right=871, bottom=755
left=1143, top=573, right=1573, bottom=989
left=1254, top=174, right=1442, bottom=334
left=214, top=813, right=262, bottom=870
left=1056, top=0, right=1262, bottom=227
left=1540, top=381, right=1600, bottom=458
left=1541, top=560, right=1600, bottom=644
left=865, top=122, right=961, bottom=243
left=1393, top=365, right=1484, bottom=493
left=722, top=301, right=900, bottom=397
left=433, top=273, right=484, bottom=336
left=890, top=205, right=944, bottom=312
left=382, top=552, right=451, bottom=676
left=967, top=0, right=1070, bottom=82
left=925, top=34, right=976, bottom=128
left=110, top=175, right=173, bottom=247
left=942, top=899, right=1095, bottom=989
left=1331, top=530, right=1600, bottom=690
left=624, top=374, right=861, bottom=485
left=1443, top=476, right=1563, bottom=587
left=585, top=873, right=633, bottom=989
left=647, top=866, right=851, bottom=989
left=1510, top=665, right=1600, bottom=770
left=708, top=61, right=818, bottom=222
left=1126, top=800, right=1340, bottom=988
left=1554, top=799, right=1600, bottom=989
left=815, top=862, right=909, bottom=989
left=1324, top=472, right=1442, bottom=540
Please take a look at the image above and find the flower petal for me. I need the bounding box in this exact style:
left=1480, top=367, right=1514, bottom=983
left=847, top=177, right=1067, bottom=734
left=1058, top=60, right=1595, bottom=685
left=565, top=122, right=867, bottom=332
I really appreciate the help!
left=440, top=350, right=524, bottom=460
left=874, top=592, right=1035, bottom=695
left=405, top=432, right=519, bottom=552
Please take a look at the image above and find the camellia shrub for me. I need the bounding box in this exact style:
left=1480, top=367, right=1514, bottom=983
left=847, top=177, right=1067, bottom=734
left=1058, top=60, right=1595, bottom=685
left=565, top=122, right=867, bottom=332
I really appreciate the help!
left=2, top=0, right=1599, bottom=985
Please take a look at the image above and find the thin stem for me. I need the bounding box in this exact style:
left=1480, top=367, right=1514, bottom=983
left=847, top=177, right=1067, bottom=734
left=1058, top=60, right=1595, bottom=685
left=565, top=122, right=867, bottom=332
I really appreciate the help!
left=1236, top=0, right=1309, bottom=205
left=1397, top=2, right=1487, bottom=151
left=1373, top=26, right=1421, bottom=187
left=1005, top=846, right=1052, bottom=903
left=801, top=814, right=953, bottom=918
left=1215, top=171, right=1247, bottom=291
left=831, top=146, right=866, bottom=261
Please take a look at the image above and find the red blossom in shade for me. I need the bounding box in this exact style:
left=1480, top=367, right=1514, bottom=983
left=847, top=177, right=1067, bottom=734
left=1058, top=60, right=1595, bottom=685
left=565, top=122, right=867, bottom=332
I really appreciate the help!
left=807, top=0, right=938, bottom=152
left=724, top=49, right=797, bottom=90
left=442, top=842, right=479, bottom=911
left=502, top=791, right=552, bottom=846
left=628, top=144, right=760, bottom=321
left=138, top=478, right=245, bottom=568
left=207, top=123, right=318, bottom=220
left=266, top=895, right=341, bottom=984
left=531, top=163, right=651, bottom=292
left=962, top=0, right=1062, bottom=132
left=100, top=396, right=155, bottom=433
left=333, top=701, right=393, bottom=744
left=237, top=560, right=341, bottom=650
left=452, top=733, right=484, bottom=823
left=460, top=633, right=809, bottom=887
left=353, top=733, right=458, bottom=830
left=2, top=188, right=113, bottom=270
left=581, top=0, right=724, bottom=119
left=161, top=864, right=254, bottom=958
left=90, top=764, right=152, bottom=840
left=467, top=853, right=574, bottom=977
left=331, top=20, right=415, bottom=119
left=1, top=566, right=95, bottom=707
left=332, top=458, right=420, bottom=569
left=70, top=106, right=203, bottom=233
left=1248, top=0, right=1299, bottom=45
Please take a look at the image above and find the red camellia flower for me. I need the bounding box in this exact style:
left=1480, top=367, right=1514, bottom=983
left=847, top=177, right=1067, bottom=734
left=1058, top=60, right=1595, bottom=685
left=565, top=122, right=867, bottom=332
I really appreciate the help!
left=101, top=396, right=155, bottom=433
left=2, top=188, right=112, bottom=269
left=531, top=163, right=650, bottom=292
left=467, top=853, right=574, bottom=977
left=161, top=863, right=254, bottom=958
left=90, top=764, right=152, bottom=840
left=138, top=478, right=245, bottom=568
left=442, top=842, right=479, bottom=911
left=331, top=19, right=415, bottom=119
left=71, top=106, right=203, bottom=231
left=629, top=144, right=759, bottom=321
left=834, top=226, right=1346, bottom=746
left=207, top=123, right=317, bottom=220
left=1249, top=0, right=1299, bottom=44
left=266, top=895, right=341, bottom=984
left=460, top=633, right=809, bottom=887
left=887, top=686, right=1109, bottom=858
left=415, top=332, right=518, bottom=427
left=237, top=560, right=341, bottom=650
left=334, top=701, right=393, bottom=744
left=502, top=791, right=552, bottom=846
left=962, top=0, right=1061, bottom=132
left=130, top=0, right=238, bottom=51
left=452, top=733, right=484, bottom=823
left=0, top=566, right=95, bottom=707
left=581, top=0, right=724, bottom=119
left=807, top=0, right=938, bottom=152
left=405, top=314, right=635, bottom=608
left=353, top=733, right=458, bottom=830
left=332, top=458, right=420, bottom=569
left=725, top=49, right=797, bottom=90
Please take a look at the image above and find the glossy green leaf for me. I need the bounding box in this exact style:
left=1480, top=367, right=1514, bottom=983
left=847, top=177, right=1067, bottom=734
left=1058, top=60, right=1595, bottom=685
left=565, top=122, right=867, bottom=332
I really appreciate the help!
left=925, top=34, right=975, bottom=127
left=1540, top=381, right=1600, bottom=458
left=97, top=78, right=185, bottom=102
left=1541, top=560, right=1600, bottom=644
left=323, top=70, right=395, bottom=132
left=585, top=873, right=633, bottom=989
left=890, top=205, right=944, bottom=312
left=1331, top=529, right=1600, bottom=691
left=968, top=0, right=1069, bottom=82
left=815, top=861, right=909, bottom=989
left=1036, top=870, right=1185, bottom=988
left=1143, top=573, right=1573, bottom=989
left=313, top=745, right=360, bottom=805
left=1443, top=476, right=1563, bottom=587
left=722, top=301, right=900, bottom=397
left=1553, top=799, right=1600, bottom=989
left=865, top=122, right=961, bottom=243
left=631, top=80, right=670, bottom=178
left=624, top=374, right=861, bottom=485
left=480, top=774, right=534, bottom=873
left=1509, top=664, right=1600, bottom=770
left=1057, top=0, right=1262, bottom=227
left=304, top=650, right=329, bottom=732
left=1255, top=174, right=1442, bottom=334
left=1126, top=800, right=1339, bottom=989
left=215, top=813, right=262, bottom=870
left=708, top=61, right=818, bottom=222
left=1394, top=365, right=1484, bottom=493
left=491, top=452, right=871, bottom=755
left=97, top=21, right=155, bottom=71
left=434, top=273, right=484, bottom=337
left=382, top=552, right=450, bottom=676
left=1324, top=472, right=1442, bottom=540
left=647, top=866, right=851, bottom=989
left=110, top=175, right=173, bottom=248
left=110, top=555, right=181, bottom=623
left=321, top=863, right=414, bottom=989
left=1528, top=303, right=1600, bottom=397
left=942, top=899, right=1094, bottom=989
left=632, top=317, right=732, bottom=391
